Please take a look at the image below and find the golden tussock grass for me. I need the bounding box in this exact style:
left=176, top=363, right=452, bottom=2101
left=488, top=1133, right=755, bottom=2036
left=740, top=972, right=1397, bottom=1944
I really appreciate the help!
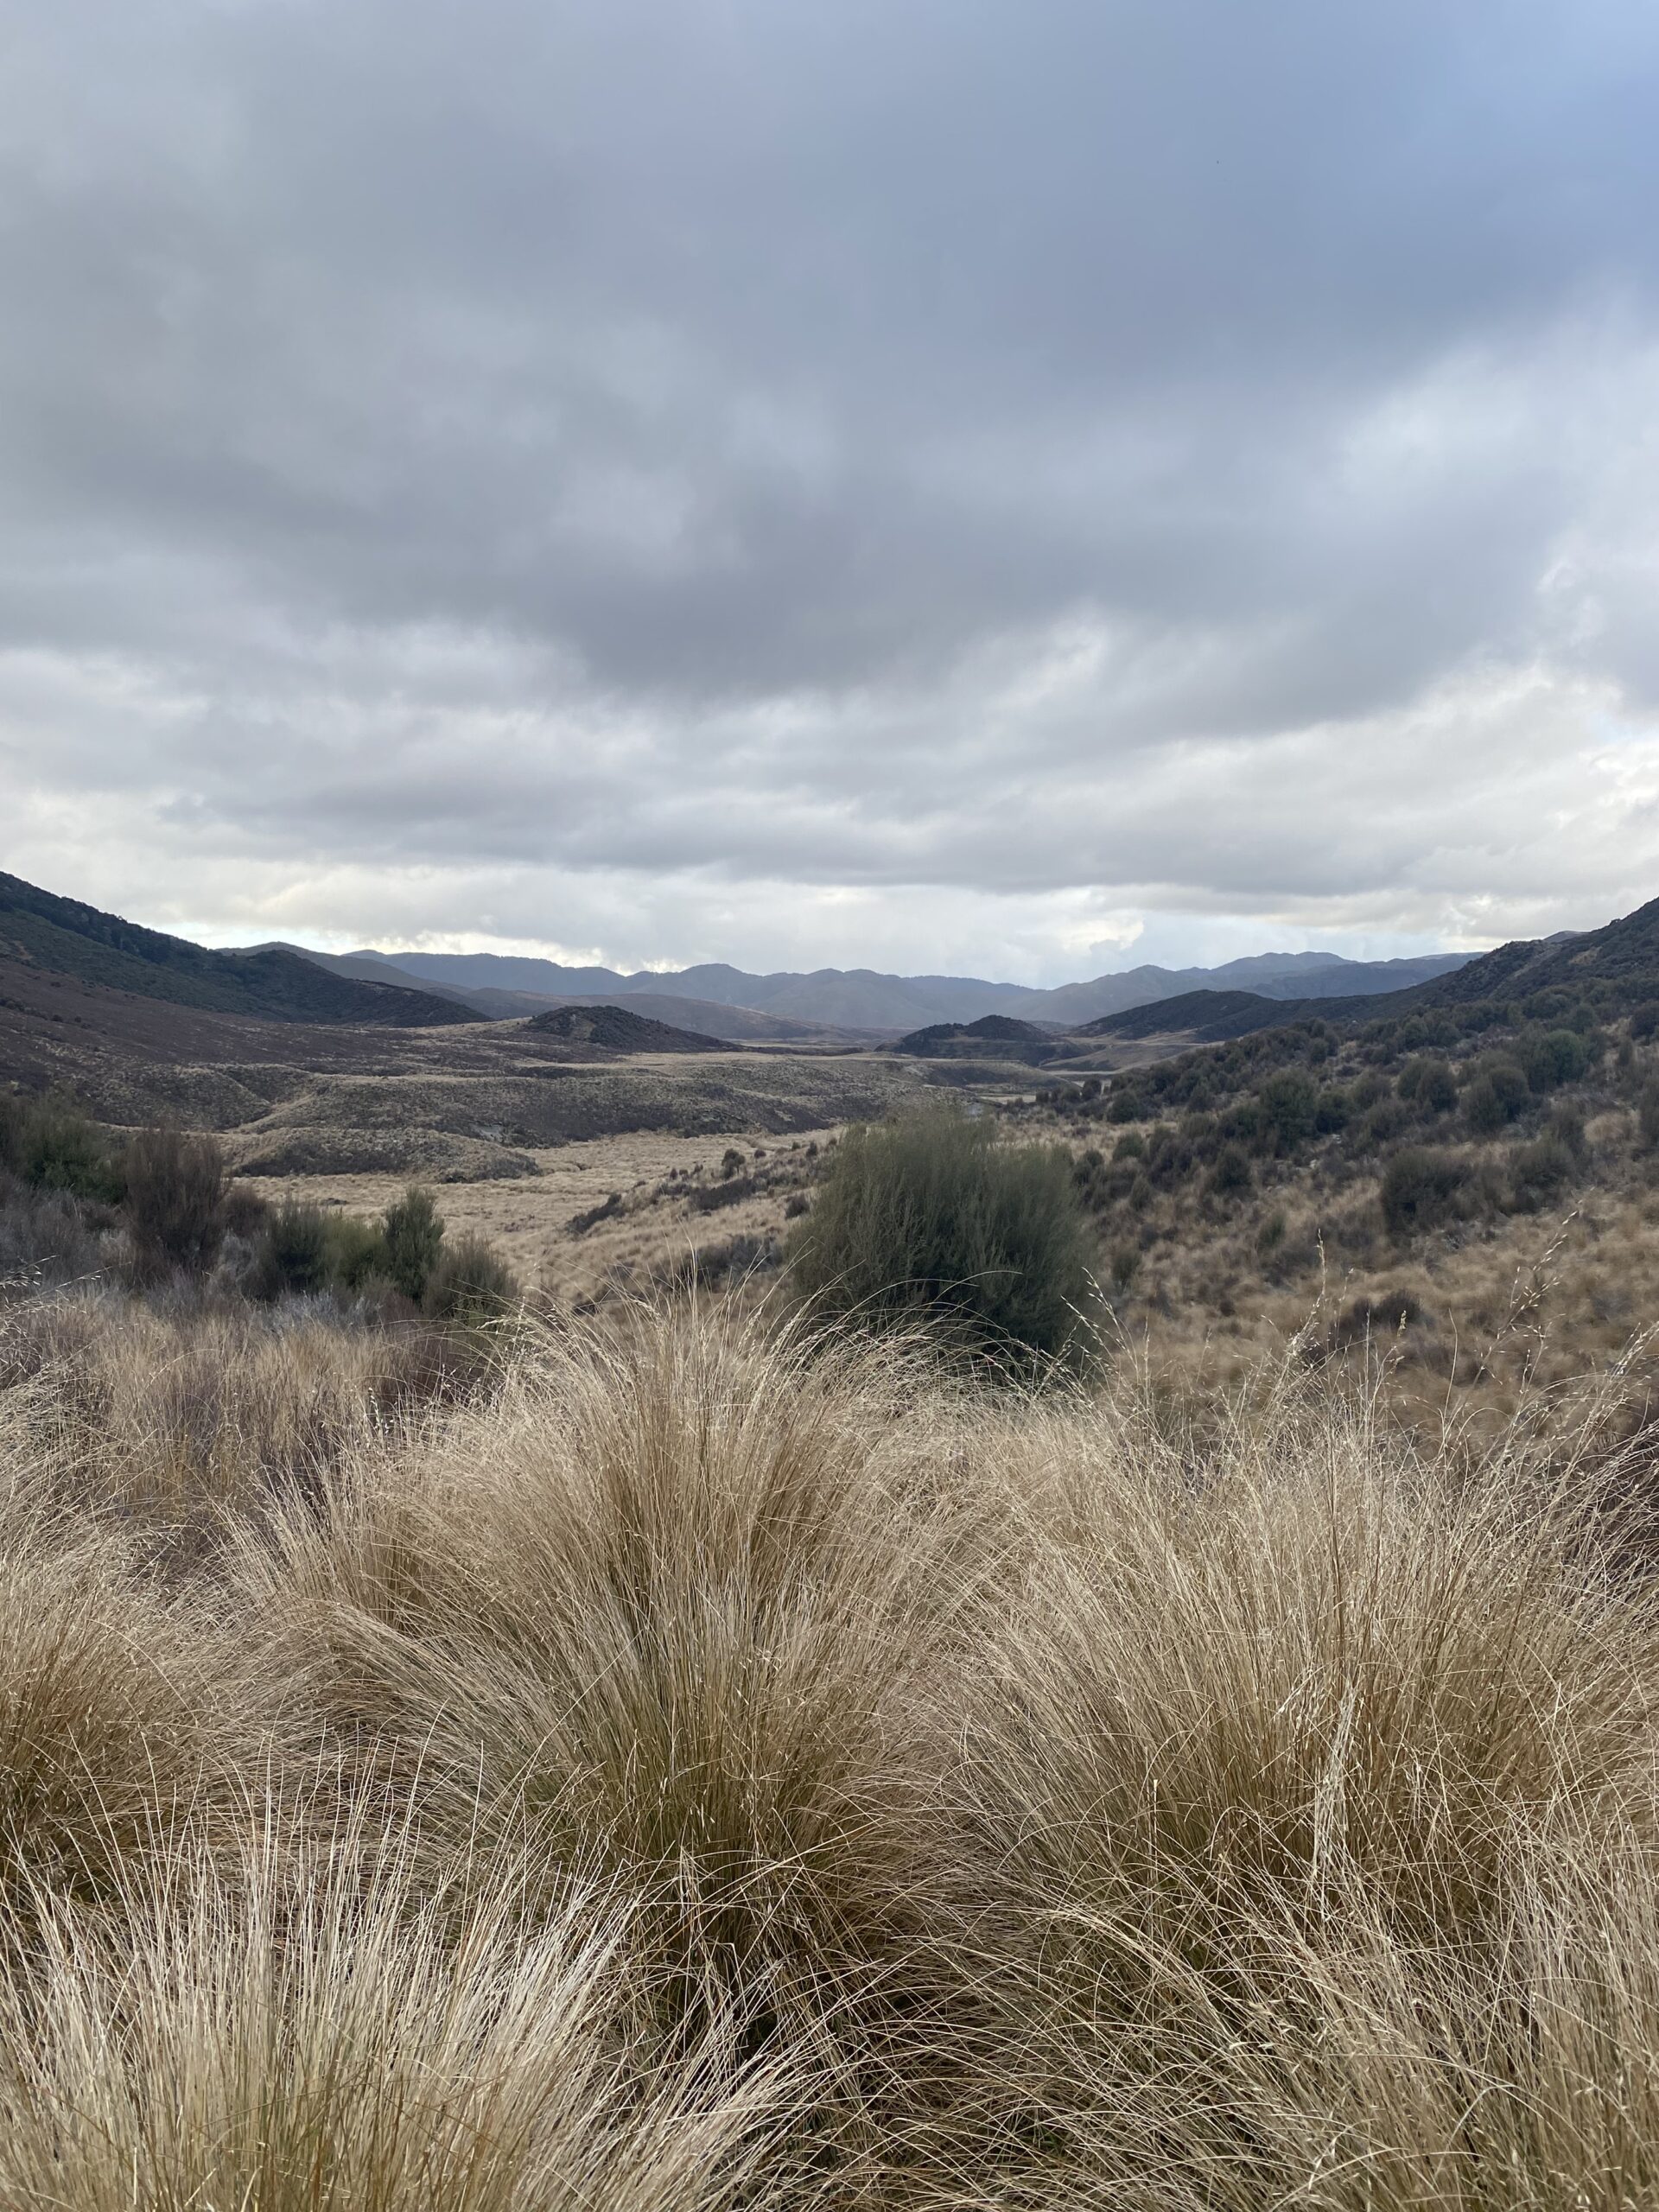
left=2, top=1286, right=1659, bottom=2205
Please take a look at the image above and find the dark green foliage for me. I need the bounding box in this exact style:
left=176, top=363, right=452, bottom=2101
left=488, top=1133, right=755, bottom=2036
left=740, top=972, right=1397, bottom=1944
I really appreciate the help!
left=1463, top=1055, right=1530, bottom=1135
left=0, top=1090, right=124, bottom=1203
left=1631, top=1002, right=1659, bottom=1043
left=1517, top=1028, right=1594, bottom=1095
left=1509, top=1134, right=1578, bottom=1212
left=786, top=1103, right=1095, bottom=1368
left=1313, top=1087, right=1351, bottom=1135
left=255, top=1200, right=333, bottom=1298
left=1641, top=1080, right=1659, bottom=1151
left=383, top=1186, right=444, bottom=1301
left=1381, top=1148, right=1468, bottom=1237
left=719, top=1147, right=746, bottom=1180
left=1112, top=1130, right=1145, bottom=1161
left=1207, top=1143, right=1253, bottom=1198
left=325, top=1214, right=391, bottom=1290
left=423, top=1231, right=519, bottom=1324
left=123, top=1126, right=226, bottom=1278
left=687, top=1176, right=755, bottom=1214
left=1398, top=1057, right=1457, bottom=1113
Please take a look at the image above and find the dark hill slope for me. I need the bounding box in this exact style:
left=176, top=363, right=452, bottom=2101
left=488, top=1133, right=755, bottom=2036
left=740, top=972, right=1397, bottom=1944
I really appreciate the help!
left=1405, top=906, right=1659, bottom=1009
left=0, top=874, right=470, bottom=1027
left=1077, top=990, right=1332, bottom=1044
left=523, top=1004, right=739, bottom=1054
left=896, top=1014, right=1063, bottom=1065
left=898, top=1014, right=1056, bottom=1052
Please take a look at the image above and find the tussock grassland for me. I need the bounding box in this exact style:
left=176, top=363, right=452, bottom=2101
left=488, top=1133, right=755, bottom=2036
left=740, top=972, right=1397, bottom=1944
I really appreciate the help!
left=2, top=1287, right=1658, bottom=2206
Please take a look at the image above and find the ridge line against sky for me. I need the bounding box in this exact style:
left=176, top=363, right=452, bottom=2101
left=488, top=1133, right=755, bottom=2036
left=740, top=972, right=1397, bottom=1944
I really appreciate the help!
left=3, top=0, right=1659, bottom=982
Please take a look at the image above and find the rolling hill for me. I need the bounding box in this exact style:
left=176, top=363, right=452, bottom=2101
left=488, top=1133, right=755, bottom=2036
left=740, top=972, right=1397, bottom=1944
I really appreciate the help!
left=522, top=1005, right=740, bottom=1054
left=1, top=875, right=470, bottom=1028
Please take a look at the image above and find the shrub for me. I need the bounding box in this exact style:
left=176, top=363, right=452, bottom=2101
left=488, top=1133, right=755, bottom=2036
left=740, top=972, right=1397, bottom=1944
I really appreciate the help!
left=1509, top=1134, right=1578, bottom=1213
left=383, top=1187, right=444, bottom=1302
left=1518, top=1027, right=1593, bottom=1096
left=785, top=1104, right=1095, bottom=1367
left=423, top=1232, right=519, bottom=1325
left=1398, top=1056, right=1457, bottom=1113
left=1640, top=1079, right=1659, bottom=1151
left=254, top=1200, right=332, bottom=1299
left=324, top=1213, right=391, bottom=1291
left=123, top=1127, right=226, bottom=1280
left=1381, top=1147, right=1468, bottom=1236
left=1207, top=1142, right=1252, bottom=1198
left=1257, top=1070, right=1318, bottom=1153
left=0, top=1091, right=123, bottom=1203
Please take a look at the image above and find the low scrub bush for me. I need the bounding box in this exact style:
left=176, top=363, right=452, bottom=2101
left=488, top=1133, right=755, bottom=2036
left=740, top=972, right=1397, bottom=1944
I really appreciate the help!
left=123, top=1126, right=227, bottom=1280
left=785, top=1104, right=1096, bottom=1367
left=0, top=1090, right=123, bottom=1203
left=423, top=1232, right=519, bottom=1324
left=1380, top=1146, right=1468, bottom=1236
left=383, top=1186, right=443, bottom=1302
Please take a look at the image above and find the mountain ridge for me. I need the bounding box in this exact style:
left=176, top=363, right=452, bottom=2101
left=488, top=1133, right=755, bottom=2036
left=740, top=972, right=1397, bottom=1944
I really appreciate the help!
left=308, top=943, right=1477, bottom=1034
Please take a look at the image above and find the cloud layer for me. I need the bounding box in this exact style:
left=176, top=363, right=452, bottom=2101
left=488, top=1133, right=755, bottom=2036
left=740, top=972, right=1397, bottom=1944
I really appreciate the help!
left=4, top=0, right=1659, bottom=978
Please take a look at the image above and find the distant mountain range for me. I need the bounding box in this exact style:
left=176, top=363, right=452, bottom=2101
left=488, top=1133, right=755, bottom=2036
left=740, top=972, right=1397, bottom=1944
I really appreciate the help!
left=286, top=942, right=1476, bottom=1037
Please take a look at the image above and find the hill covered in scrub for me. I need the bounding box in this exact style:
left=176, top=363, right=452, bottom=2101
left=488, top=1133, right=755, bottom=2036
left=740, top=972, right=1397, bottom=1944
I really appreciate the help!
left=895, top=1013, right=1060, bottom=1059
left=1020, top=910, right=1659, bottom=1414
left=0, top=873, right=472, bottom=1027
left=522, top=1003, right=741, bottom=1053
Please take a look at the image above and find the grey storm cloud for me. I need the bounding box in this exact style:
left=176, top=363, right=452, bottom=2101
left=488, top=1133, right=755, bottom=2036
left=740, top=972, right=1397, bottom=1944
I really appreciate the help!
left=4, top=0, right=1659, bottom=976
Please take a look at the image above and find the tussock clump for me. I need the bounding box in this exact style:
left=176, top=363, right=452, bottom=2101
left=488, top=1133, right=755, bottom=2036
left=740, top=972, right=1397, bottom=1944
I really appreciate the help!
left=232, top=1308, right=973, bottom=2018
left=5, top=1287, right=1659, bottom=2206
left=0, top=1833, right=805, bottom=2212
left=0, top=1405, right=234, bottom=1929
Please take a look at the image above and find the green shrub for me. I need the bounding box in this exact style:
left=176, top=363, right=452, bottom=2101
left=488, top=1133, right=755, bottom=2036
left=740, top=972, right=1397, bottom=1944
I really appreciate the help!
left=785, top=1104, right=1095, bottom=1368
left=123, top=1127, right=226, bottom=1278
left=1518, top=1028, right=1593, bottom=1096
left=423, top=1231, right=519, bottom=1324
left=1509, top=1134, right=1578, bottom=1212
left=0, top=1091, right=124, bottom=1203
left=1398, top=1057, right=1457, bottom=1113
left=1641, top=1080, right=1659, bottom=1151
left=254, top=1200, right=332, bottom=1298
left=324, top=1213, right=391, bottom=1290
left=383, top=1186, right=443, bottom=1301
left=1381, top=1148, right=1468, bottom=1237
left=1257, top=1069, right=1318, bottom=1153
left=1207, top=1143, right=1253, bottom=1198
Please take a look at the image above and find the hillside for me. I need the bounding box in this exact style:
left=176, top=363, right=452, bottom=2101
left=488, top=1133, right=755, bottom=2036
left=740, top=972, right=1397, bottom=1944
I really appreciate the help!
left=1, top=875, right=470, bottom=1028
left=895, top=1014, right=1062, bottom=1061
left=1076, top=989, right=1331, bottom=1044
left=522, top=1004, right=740, bottom=1054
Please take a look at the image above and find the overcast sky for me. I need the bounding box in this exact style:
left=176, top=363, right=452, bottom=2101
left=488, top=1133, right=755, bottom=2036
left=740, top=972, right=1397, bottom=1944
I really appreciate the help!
left=4, top=0, right=1659, bottom=981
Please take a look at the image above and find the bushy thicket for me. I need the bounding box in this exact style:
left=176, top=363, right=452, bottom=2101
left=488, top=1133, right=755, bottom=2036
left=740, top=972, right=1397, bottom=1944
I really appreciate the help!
left=1042, top=976, right=1651, bottom=1269
left=1, top=1089, right=518, bottom=1319
left=785, top=1103, right=1096, bottom=1366
left=0, top=1297, right=1657, bottom=2208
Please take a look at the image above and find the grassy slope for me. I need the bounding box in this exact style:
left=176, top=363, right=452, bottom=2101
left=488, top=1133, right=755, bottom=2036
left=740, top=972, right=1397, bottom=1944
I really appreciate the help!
left=1, top=1292, right=1657, bottom=2208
